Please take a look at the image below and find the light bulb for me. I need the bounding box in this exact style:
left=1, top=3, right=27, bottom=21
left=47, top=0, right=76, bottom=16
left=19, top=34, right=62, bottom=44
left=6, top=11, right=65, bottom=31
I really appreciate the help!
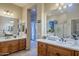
left=3, top=11, right=6, bottom=14
left=58, top=7, right=62, bottom=10
left=7, top=12, right=10, bottom=15
left=63, top=5, right=67, bottom=9
left=68, top=3, right=72, bottom=7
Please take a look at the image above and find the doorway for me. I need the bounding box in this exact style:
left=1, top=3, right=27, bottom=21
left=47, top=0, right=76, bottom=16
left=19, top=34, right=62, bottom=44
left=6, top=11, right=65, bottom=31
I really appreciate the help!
left=31, top=8, right=36, bottom=41
left=30, top=8, right=37, bottom=49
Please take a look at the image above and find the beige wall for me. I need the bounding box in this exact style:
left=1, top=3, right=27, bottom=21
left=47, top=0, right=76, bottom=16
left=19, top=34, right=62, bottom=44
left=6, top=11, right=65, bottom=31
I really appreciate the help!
left=22, top=3, right=47, bottom=49
left=36, top=3, right=46, bottom=38
left=22, top=4, right=36, bottom=49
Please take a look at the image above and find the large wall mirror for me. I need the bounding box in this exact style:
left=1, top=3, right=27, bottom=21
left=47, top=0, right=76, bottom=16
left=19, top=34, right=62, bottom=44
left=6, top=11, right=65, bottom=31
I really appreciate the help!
left=71, top=19, right=79, bottom=36
left=46, top=11, right=70, bottom=38
left=0, top=16, right=19, bottom=37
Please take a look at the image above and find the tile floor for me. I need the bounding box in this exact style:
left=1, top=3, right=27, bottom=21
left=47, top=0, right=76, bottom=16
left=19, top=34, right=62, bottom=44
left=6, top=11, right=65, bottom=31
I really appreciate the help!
left=8, top=40, right=37, bottom=56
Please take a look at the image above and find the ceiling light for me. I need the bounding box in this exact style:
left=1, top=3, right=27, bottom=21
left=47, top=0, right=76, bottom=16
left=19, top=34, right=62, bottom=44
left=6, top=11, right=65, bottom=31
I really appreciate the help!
left=68, top=3, right=72, bottom=7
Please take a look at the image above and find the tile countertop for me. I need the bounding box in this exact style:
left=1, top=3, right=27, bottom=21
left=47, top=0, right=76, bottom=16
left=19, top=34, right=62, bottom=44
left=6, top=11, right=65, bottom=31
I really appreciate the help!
left=37, top=39, right=79, bottom=51
left=0, top=35, right=26, bottom=42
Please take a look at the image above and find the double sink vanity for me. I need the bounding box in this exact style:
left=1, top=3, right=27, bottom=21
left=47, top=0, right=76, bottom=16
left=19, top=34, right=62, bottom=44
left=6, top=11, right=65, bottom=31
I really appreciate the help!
left=0, top=36, right=26, bottom=56
left=37, top=36, right=79, bottom=56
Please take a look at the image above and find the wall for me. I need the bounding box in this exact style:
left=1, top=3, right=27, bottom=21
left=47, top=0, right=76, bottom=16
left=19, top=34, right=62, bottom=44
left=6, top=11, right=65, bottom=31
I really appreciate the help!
left=22, top=4, right=35, bottom=50
left=36, top=3, right=46, bottom=38
left=36, top=3, right=57, bottom=37
left=22, top=3, right=46, bottom=49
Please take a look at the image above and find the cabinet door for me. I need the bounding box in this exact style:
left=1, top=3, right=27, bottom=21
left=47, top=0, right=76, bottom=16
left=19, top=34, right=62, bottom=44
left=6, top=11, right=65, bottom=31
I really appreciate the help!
left=9, top=40, right=19, bottom=53
left=75, top=51, right=79, bottom=56
left=47, top=44, right=58, bottom=56
left=56, top=47, right=74, bottom=56
left=19, top=39, right=26, bottom=50
left=47, top=44, right=74, bottom=56
left=38, top=42, right=47, bottom=56
left=0, top=42, right=9, bottom=55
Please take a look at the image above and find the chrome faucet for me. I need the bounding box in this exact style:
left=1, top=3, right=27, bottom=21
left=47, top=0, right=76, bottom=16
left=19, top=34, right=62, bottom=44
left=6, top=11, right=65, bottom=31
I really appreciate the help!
left=72, top=34, right=78, bottom=40
left=61, top=38, right=65, bottom=42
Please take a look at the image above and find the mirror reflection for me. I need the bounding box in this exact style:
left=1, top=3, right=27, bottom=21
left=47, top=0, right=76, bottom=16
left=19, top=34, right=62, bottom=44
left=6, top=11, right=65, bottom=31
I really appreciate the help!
left=0, top=16, right=24, bottom=38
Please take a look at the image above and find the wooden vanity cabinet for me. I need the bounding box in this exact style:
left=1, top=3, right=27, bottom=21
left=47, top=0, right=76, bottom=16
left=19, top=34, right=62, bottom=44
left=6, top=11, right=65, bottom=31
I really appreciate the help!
left=38, top=42, right=47, bottom=56
left=38, top=42, right=75, bottom=56
left=0, top=39, right=26, bottom=56
left=19, top=39, right=26, bottom=51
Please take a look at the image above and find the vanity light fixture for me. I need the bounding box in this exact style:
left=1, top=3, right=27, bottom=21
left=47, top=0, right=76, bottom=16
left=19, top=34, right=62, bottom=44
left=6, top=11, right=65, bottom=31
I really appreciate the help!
left=56, top=3, right=73, bottom=11
left=3, top=10, right=14, bottom=16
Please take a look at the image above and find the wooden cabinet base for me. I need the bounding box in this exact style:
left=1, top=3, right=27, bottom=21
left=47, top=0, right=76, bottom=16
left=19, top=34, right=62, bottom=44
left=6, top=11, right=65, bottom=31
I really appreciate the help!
left=47, top=44, right=74, bottom=56
left=0, top=39, right=26, bottom=56
left=38, top=42, right=76, bottom=56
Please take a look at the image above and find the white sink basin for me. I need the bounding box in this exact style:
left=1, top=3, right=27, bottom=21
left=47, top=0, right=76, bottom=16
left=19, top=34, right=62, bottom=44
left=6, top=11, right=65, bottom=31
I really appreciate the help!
left=56, top=38, right=75, bottom=46
left=47, top=35, right=76, bottom=46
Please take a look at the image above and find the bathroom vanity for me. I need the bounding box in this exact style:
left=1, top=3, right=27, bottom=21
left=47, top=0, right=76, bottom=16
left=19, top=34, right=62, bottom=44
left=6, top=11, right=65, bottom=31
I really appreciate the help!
left=37, top=39, right=79, bottom=56
left=0, top=37, right=26, bottom=56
